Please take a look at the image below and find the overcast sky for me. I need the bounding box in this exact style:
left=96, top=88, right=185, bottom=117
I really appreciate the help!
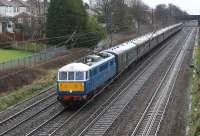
left=143, top=0, right=200, bottom=15
left=84, top=0, right=200, bottom=15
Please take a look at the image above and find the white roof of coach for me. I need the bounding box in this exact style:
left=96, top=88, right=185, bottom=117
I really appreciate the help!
left=59, top=63, right=90, bottom=72
left=152, top=28, right=167, bottom=38
left=106, top=23, right=182, bottom=52
left=132, top=33, right=153, bottom=45
left=105, top=41, right=136, bottom=54
left=154, top=23, right=182, bottom=37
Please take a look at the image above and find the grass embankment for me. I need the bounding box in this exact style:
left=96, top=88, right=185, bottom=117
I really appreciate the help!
left=0, top=49, right=32, bottom=63
left=0, top=70, right=56, bottom=111
left=12, top=42, right=48, bottom=52
left=189, top=32, right=200, bottom=136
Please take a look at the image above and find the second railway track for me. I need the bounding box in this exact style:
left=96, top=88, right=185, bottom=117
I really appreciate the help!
left=74, top=28, right=194, bottom=136
left=131, top=28, right=196, bottom=136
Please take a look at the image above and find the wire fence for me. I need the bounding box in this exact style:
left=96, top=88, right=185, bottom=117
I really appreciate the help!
left=0, top=46, right=67, bottom=71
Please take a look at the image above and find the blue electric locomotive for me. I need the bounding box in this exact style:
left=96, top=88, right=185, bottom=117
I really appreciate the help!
left=57, top=51, right=117, bottom=101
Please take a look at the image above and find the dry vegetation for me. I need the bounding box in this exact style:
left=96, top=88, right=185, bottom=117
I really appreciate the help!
left=189, top=31, right=200, bottom=136
left=0, top=70, right=56, bottom=111
left=0, top=48, right=90, bottom=111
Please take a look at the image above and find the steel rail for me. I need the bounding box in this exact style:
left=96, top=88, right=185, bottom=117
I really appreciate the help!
left=131, top=28, right=194, bottom=136
left=75, top=29, right=186, bottom=136
left=1, top=29, right=183, bottom=136
left=0, top=100, right=59, bottom=136
left=49, top=30, right=184, bottom=136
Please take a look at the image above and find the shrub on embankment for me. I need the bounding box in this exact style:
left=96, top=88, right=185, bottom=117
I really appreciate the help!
left=46, top=0, right=106, bottom=47
left=189, top=31, right=200, bottom=136
left=0, top=70, right=56, bottom=111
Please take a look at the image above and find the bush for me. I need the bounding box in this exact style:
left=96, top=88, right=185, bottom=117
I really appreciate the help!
left=46, top=0, right=106, bottom=48
left=47, top=0, right=88, bottom=45
left=74, top=16, right=106, bottom=48
left=87, top=16, right=106, bottom=40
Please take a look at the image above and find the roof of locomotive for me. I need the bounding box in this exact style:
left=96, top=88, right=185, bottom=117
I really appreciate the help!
left=58, top=51, right=115, bottom=72
left=59, top=63, right=90, bottom=72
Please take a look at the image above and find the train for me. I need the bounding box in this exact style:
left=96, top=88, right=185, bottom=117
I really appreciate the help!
left=56, top=23, right=183, bottom=103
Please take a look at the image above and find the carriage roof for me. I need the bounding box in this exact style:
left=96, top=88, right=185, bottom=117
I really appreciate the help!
left=105, top=41, right=137, bottom=55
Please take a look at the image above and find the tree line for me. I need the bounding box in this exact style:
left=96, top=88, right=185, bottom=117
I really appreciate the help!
left=46, top=0, right=187, bottom=47
left=47, top=0, right=106, bottom=47
left=93, top=0, right=187, bottom=33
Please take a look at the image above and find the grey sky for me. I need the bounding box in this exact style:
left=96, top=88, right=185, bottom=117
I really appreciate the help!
left=84, top=0, right=200, bottom=15
left=143, top=0, right=200, bottom=15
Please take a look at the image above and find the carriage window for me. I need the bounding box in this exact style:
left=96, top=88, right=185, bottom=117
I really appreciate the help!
left=68, top=72, right=75, bottom=80
left=59, top=72, right=67, bottom=80
left=76, top=72, right=84, bottom=80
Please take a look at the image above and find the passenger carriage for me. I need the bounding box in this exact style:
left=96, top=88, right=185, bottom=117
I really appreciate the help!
left=106, top=42, right=137, bottom=72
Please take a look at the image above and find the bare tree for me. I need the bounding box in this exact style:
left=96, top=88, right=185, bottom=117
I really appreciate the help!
left=128, top=0, right=151, bottom=33
left=154, top=3, right=187, bottom=26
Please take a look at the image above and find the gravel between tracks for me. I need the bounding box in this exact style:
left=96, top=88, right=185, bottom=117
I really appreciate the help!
left=34, top=29, right=189, bottom=136
left=0, top=87, right=55, bottom=122
left=0, top=48, right=89, bottom=121
left=104, top=27, right=193, bottom=136
left=0, top=94, right=57, bottom=134
left=158, top=28, right=196, bottom=136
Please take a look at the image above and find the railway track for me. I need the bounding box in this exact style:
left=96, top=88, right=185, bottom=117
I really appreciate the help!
left=0, top=85, right=56, bottom=121
left=131, top=28, right=195, bottom=136
left=73, top=29, right=192, bottom=136
left=23, top=30, right=187, bottom=136
left=0, top=49, right=92, bottom=136
left=0, top=91, right=57, bottom=136
left=0, top=48, right=89, bottom=121
left=0, top=28, right=193, bottom=136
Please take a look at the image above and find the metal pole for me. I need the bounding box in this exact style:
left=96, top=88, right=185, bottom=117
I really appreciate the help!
left=152, top=9, right=154, bottom=25
left=105, top=0, right=112, bottom=48
left=109, top=2, right=112, bottom=47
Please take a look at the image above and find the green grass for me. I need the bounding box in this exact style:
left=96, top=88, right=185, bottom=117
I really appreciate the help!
left=189, top=33, right=200, bottom=136
left=0, top=70, right=57, bottom=111
left=0, top=49, right=33, bottom=63
left=13, top=43, right=48, bottom=52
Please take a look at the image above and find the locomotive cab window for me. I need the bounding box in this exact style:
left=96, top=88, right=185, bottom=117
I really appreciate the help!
left=59, top=72, right=67, bottom=80
left=68, top=72, right=75, bottom=80
left=75, top=72, right=84, bottom=80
